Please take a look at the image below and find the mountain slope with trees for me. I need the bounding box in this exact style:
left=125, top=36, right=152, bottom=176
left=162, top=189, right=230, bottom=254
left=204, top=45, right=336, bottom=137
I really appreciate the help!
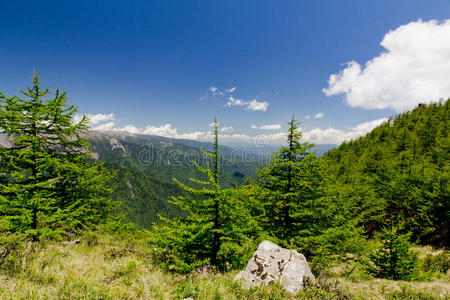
left=85, top=130, right=260, bottom=228
left=324, top=100, right=449, bottom=246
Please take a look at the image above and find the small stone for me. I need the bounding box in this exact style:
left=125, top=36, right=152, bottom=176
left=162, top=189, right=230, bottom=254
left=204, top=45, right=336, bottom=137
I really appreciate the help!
left=64, top=239, right=80, bottom=247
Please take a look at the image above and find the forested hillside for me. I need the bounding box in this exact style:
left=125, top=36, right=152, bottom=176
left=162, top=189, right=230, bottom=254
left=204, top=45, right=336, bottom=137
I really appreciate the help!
left=324, top=100, right=449, bottom=246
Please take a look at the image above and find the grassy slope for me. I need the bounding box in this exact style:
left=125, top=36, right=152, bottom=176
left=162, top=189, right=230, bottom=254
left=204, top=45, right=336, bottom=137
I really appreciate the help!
left=1, top=233, right=448, bottom=300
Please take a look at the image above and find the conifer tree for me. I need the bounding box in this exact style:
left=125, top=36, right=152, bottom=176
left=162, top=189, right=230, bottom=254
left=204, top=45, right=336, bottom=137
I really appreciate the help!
left=0, top=73, right=113, bottom=239
left=367, top=227, right=419, bottom=280
left=256, top=116, right=368, bottom=270
left=257, top=116, right=322, bottom=240
left=150, top=117, right=223, bottom=269
left=211, top=116, right=221, bottom=265
left=150, top=117, right=262, bottom=272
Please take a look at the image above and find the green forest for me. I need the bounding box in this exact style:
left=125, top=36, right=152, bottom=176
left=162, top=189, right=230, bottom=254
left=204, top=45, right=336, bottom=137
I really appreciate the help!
left=0, top=76, right=449, bottom=299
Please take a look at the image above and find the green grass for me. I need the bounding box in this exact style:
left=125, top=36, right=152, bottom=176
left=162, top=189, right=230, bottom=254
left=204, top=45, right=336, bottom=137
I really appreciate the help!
left=0, top=232, right=448, bottom=300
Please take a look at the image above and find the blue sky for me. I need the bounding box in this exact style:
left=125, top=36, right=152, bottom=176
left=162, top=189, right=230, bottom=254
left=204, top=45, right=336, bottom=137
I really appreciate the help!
left=1, top=0, right=450, bottom=145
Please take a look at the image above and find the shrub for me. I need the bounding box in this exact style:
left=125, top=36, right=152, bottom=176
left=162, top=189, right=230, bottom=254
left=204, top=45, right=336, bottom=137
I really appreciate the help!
left=84, top=231, right=99, bottom=247
left=0, top=232, right=29, bottom=274
left=367, top=228, right=419, bottom=280
left=421, top=251, right=450, bottom=274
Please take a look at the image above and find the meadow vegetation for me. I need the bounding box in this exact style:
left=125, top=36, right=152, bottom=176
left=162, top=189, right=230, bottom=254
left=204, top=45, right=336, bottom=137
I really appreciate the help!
left=0, top=231, right=448, bottom=299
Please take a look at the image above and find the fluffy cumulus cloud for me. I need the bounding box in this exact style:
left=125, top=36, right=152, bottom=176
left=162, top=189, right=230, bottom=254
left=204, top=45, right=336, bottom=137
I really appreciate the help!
left=226, top=96, right=269, bottom=112
left=303, top=118, right=388, bottom=144
left=249, top=118, right=387, bottom=145
left=247, top=99, right=269, bottom=112
left=98, top=121, right=214, bottom=140
left=122, top=123, right=178, bottom=136
left=251, top=124, right=281, bottom=130
left=323, top=19, right=450, bottom=111
left=73, top=113, right=115, bottom=125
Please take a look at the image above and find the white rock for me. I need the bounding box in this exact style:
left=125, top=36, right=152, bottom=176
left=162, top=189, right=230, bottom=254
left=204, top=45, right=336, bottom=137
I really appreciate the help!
left=234, top=240, right=315, bottom=295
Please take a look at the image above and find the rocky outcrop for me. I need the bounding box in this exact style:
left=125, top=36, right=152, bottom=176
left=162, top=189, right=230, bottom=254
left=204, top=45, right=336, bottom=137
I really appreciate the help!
left=109, top=137, right=126, bottom=153
left=234, top=240, right=315, bottom=295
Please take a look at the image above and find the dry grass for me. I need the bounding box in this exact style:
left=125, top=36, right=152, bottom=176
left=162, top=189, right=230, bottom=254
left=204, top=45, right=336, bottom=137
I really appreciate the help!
left=0, top=234, right=285, bottom=300
left=336, top=278, right=450, bottom=299
left=413, top=245, right=447, bottom=259
left=0, top=234, right=448, bottom=299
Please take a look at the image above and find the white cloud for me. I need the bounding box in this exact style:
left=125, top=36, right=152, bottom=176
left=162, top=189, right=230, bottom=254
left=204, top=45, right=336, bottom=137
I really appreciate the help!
left=261, top=124, right=281, bottom=130
left=305, top=115, right=311, bottom=120
left=247, top=99, right=269, bottom=112
left=104, top=123, right=212, bottom=140
left=109, top=123, right=177, bottom=136
left=89, top=113, right=115, bottom=125
left=72, top=114, right=84, bottom=124
left=313, top=112, right=324, bottom=119
left=226, top=96, right=246, bottom=107
left=92, top=122, right=115, bottom=130
left=142, top=124, right=178, bottom=136
left=220, top=126, right=233, bottom=132
left=229, top=118, right=386, bottom=144
left=226, top=96, right=268, bottom=111
left=73, top=113, right=115, bottom=125
left=205, top=86, right=224, bottom=97
left=323, top=19, right=450, bottom=112
left=303, top=118, right=388, bottom=144
left=203, top=87, right=269, bottom=111
left=251, top=124, right=281, bottom=130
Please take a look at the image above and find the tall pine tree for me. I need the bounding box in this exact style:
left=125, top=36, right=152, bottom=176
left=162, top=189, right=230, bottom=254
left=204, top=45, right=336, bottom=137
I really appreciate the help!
left=0, top=73, right=113, bottom=240
left=257, top=116, right=367, bottom=270
left=150, top=117, right=224, bottom=270
left=257, top=116, right=322, bottom=241
left=150, top=117, right=262, bottom=272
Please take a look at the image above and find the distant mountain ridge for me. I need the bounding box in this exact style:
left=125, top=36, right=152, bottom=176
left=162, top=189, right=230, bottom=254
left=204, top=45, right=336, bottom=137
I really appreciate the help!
left=86, top=130, right=260, bottom=228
